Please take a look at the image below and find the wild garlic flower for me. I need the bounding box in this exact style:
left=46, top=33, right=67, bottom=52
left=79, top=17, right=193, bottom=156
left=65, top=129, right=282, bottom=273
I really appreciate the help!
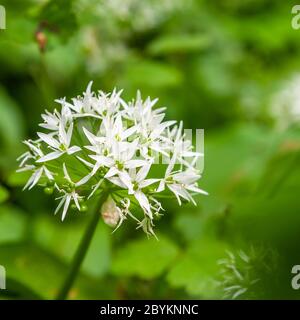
left=218, top=248, right=279, bottom=300
left=218, top=250, right=260, bottom=300
left=271, top=74, right=300, bottom=130
left=17, top=82, right=207, bottom=236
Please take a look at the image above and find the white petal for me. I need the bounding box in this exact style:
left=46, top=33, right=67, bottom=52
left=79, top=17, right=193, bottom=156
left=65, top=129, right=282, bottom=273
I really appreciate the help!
left=43, top=166, right=54, bottom=180
left=114, top=115, right=123, bottom=134
left=66, top=122, right=74, bottom=146
left=150, top=121, right=176, bottom=140
left=85, top=81, right=93, bottom=95
left=83, top=127, right=97, bottom=145
left=173, top=171, right=200, bottom=184
left=106, top=176, right=126, bottom=189
left=165, top=156, right=176, bottom=176
left=124, top=139, right=139, bottom=160
left=29, top=168, right=43, bottom=190
left=105, top=167, right=119, bottom=178
left=88, top=179, right=103, bottom=199
left=36, top=151, right=62, bottom=162
left=168, top=184, right=190, bottom=204
left=90, top=162, right=102, bottom=176
left=61, top=195, right=71, bottom=221
left=67, top=146, right=81, bottom=155
left=17, top=165, right=35, bottom=173
left=58, top=122, right=68, bottom=146
left=19, top=155, right=32, bottom=167
left=76, top=156, right=94, bottom=168
left=186, top=185, right=208, bottom=195
left=76, top=173, right=92, bottom=186
left=37, top=132, right=60, bottom=149
left=24, top=141, right=44, bottom=157
left=55, top=197, right=65, bottom=215
left=73, top=193, right=81, bottom=210
left=63, top=163, right=71, bottom=182
left=122, top=125, right=137, bottom=140
left=23, top=169, right=41, bottom=190
left=90, top=155, right=114, bottom=167
left=126, top=160, right=147, bottom=169
left=134, top=191, right=152, bottom=217
left=118, top=171, right=133, bottom=191
left=139, top=179, right=159, bottom=189
left=136, top=164, right=151, bottom=182
left=157, top=180, right=165, bottom=192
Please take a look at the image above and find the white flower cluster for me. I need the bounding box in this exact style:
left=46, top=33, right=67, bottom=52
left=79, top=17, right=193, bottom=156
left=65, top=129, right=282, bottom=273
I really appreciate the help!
left=271, top=74, right=300, bottom=130
left=76, top=0, right=185, bottom=31
left=17, top=82, right=207, bottom=236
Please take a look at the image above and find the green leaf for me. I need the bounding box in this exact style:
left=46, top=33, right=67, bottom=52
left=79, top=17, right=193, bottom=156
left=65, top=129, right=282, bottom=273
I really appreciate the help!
left=111, top=235, right=179, bottom=279
left=0, top=278, right=42, bottom=300
left=123, top=59, right=183, bottom=89
left=0, top=87, right=25, bottom=154
left=202, top=124, right=278, bottom=201
left=33, top=215, right=111, bottom=278
left=6, top=170, right=30, bottom=187
left=44, top=37, right=81, bottom=81
left=0, top=205, right=27, bottom=243
left=148, top=34, right=211, bottom=55
left=167, top=239, right=228, bottom=298
left=0, top=186, right=9, bottom=203
left=255, top=137, right=300, bottom=198
left=173, top=210, right=204, bottom=242
left=0, top=242, right=116, bottom=299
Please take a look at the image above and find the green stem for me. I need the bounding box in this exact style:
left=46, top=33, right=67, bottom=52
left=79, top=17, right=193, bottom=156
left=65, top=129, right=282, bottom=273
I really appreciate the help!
left=56, top=192, right=108, bottom=300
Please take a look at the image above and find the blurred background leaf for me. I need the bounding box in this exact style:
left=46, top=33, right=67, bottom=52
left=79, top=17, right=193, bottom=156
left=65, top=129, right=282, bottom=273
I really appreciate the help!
left=111, top=235, right=178, bottom=280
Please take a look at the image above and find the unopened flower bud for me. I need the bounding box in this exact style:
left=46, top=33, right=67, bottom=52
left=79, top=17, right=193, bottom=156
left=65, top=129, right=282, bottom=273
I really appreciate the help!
left=80, top=204, right=88, bottom=212
left=44, top=187, right=54, bottom=195
left=101, top=197, right=121, bottom=227
left=35, top=30, right=47, bottom=53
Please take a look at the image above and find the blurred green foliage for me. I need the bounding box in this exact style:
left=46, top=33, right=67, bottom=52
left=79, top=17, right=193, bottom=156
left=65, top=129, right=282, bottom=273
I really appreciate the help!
left=1, top=0, right=300, bottom=299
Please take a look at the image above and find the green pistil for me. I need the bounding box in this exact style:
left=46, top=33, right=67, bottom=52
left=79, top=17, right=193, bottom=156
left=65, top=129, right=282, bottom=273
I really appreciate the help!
left=65, top=181, right=75, bottom=193
left=99, top=166, right=107, bottom=176
left=133, top=181, right=139, bottom=191
left=166, top=176, right=174, bottom=184
left=141, top=137, right=148, bottom=144
left=66, top=187, right=73, bottom=193
left=116, top=161, right=124, bottom=170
